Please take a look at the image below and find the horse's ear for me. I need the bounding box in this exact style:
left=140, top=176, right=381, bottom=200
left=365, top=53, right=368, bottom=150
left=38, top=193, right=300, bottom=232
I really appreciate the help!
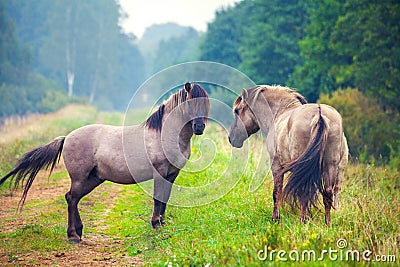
left=184, top=82, right=191, bottom=93
left=242, top=88, right=249, bottom=101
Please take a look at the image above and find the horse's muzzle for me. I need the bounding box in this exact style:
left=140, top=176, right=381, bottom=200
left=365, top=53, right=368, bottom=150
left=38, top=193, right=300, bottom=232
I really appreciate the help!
left=228, top=135, right=243, bottom=148
left=193, top=123, right=205, bottom=135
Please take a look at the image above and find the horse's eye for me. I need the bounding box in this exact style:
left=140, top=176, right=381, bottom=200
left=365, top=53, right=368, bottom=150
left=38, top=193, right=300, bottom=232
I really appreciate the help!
left=234, top=108, right=239, bottom=115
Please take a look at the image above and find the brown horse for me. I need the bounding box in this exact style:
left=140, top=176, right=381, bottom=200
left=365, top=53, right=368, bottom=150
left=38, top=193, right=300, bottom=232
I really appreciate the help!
left=0, top=82, right=209, bottom=243
left=228, top=85, right=348, bottom=226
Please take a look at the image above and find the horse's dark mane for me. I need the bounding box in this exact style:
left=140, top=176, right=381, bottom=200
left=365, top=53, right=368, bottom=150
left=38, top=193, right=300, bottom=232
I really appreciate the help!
left=145, top=83, right=209, bottom=132
left=295, top=94, right=308, bottom=105
left=233, top=96, right=241, bottom=108
left=145, top=89, right=186, bottom=131
left=145, top=104, right=165, bottom=132
left=189, top=84, right=208, bottom=99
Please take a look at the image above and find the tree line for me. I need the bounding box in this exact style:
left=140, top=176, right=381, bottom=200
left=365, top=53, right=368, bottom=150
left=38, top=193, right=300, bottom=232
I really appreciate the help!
left=1, top=0, right=398, bottom=165
left=200, top=0, right=399, bottom=109
left=0, top=1, right=202, bottom=115
left=1, top=0, right=145, bottom=114
left=199, top=0, right=399, bottom=166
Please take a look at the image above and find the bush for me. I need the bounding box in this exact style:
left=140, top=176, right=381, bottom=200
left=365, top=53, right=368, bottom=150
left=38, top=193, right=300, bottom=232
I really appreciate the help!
left=0, top=73, right=84, bottom=119
left=319, top=88, right=400, bottom=166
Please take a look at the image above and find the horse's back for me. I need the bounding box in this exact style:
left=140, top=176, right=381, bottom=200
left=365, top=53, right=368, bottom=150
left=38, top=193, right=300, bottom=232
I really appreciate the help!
left=63, top=124, right=120, bottom=156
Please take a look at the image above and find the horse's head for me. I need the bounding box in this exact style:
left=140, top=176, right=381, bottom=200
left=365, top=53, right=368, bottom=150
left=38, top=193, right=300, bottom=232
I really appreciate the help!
left=145, top=82, right=209, bottom=136
left=228, top=88, right=260, bottom=148
left=184, top=82, right=209, bottom=135
left=229, top=85, right=308, bottom=148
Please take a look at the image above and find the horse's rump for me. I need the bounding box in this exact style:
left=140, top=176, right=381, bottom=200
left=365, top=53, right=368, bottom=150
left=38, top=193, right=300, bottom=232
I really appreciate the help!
left=281, top=104, right=342, bottom=213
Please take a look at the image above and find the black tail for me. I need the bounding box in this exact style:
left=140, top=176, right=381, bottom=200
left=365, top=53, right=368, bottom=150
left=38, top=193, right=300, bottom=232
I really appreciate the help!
left=282, top=105, right=329, bottom=214
left=0, top=136, right=65, bottom=210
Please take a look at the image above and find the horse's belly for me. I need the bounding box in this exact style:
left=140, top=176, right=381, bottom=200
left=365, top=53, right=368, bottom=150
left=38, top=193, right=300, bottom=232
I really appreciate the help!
left=97, top=155, right=153, bottom=184
left=105, top=170, right=153, bottom=184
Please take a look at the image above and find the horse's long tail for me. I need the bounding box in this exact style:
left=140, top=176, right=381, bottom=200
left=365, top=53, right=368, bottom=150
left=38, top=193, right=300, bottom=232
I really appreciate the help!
left=282, top=105, right=329, bottom=214
left=0, top=136, right=65, bottom=210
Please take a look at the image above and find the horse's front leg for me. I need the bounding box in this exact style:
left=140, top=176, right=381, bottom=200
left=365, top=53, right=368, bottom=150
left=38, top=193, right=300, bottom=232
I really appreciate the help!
left=159, top=172, right=179, bottom=224
left=151, top=169, right=177, bottom=228
left=152, top=198, right=163, bottom=228
left=151, top=170, right=178, bottom=228
left=272, top=163, right=284, bottom=222
left=152, top=175, right=165, bottom=228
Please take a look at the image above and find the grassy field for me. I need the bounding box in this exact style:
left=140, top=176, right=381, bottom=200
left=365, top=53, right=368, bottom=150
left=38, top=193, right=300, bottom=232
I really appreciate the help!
left=0, top=105, right=399, bottom=266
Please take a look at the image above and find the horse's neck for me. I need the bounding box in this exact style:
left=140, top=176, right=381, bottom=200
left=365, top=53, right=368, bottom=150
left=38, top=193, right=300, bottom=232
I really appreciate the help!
left=179, top=123, right=193, bottom=150
left=160, top=113, right=193, bottom=153
left=253, top=97, right=302, bottom=135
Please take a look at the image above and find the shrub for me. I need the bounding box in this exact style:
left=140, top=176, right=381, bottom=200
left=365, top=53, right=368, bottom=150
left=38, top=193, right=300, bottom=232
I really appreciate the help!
left=319, top=88, right=400, bottom=165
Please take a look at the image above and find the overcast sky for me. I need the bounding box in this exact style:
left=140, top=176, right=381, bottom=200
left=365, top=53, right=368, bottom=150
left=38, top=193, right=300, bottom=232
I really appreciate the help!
left=118, top=0, right=240, bottom=38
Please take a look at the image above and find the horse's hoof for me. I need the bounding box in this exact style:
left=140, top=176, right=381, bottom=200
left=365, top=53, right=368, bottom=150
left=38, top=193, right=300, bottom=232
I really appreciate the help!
left=68, top=238, right=81, bottom=244
left=272, top=215, right=280, bottom=223
left=151, top=220, right=162, bottom=229
left=325, top=219, right=332, bottom=227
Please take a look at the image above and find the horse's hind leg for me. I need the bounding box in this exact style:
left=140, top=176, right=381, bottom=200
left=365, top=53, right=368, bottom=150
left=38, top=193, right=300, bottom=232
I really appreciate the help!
left=333, top=139, right=348, bottom=209
left=65, top=170, right=104, bottom=243
left=322, top=190, right=333, bottom=227
left=272, top=166, right=284, bottom=222
left=300, top=204, right=309, bottom=224
left=322, top=164, right=336, bottom=227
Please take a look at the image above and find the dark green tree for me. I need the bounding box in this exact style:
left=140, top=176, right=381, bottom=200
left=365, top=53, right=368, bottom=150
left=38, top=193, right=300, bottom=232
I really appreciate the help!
left=288, top=0, right=345, bottom=102
left=239, top=0, right=310, bottom=85
left=291, top=0, right=400, bottom=107
left=329, top=0, right=400, bottom=111
left=199, top=1, right=254, bottom=68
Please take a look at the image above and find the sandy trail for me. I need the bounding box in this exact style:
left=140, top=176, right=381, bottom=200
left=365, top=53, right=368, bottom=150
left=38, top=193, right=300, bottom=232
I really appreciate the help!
left=0, top=164, right=142, bottom=266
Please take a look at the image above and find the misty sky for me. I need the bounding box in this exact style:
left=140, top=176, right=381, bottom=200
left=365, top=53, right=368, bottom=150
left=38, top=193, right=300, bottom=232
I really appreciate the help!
left=118, top=0, right=239, bottom=38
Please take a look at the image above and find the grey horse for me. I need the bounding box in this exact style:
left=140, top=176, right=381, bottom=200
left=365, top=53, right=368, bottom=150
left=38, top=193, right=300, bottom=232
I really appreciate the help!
left=0, top=82, right=209, bottom=243
left=228, top=85, right=348, bottom=226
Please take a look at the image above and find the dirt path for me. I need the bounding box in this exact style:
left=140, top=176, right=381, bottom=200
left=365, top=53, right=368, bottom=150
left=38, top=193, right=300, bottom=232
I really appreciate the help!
left=0, top=163, right=143, bottom=266
left=0, top=234, right=140, bottom=266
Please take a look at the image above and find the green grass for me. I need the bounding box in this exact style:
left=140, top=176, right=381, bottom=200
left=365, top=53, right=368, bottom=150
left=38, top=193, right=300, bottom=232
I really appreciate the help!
left=95, top=163, right=398, bottom=266
left=90, top=124, right=399, bottom=266
left=0, top=178, right=71, bottom=264
left=0, top=106, right=398, bottom=266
